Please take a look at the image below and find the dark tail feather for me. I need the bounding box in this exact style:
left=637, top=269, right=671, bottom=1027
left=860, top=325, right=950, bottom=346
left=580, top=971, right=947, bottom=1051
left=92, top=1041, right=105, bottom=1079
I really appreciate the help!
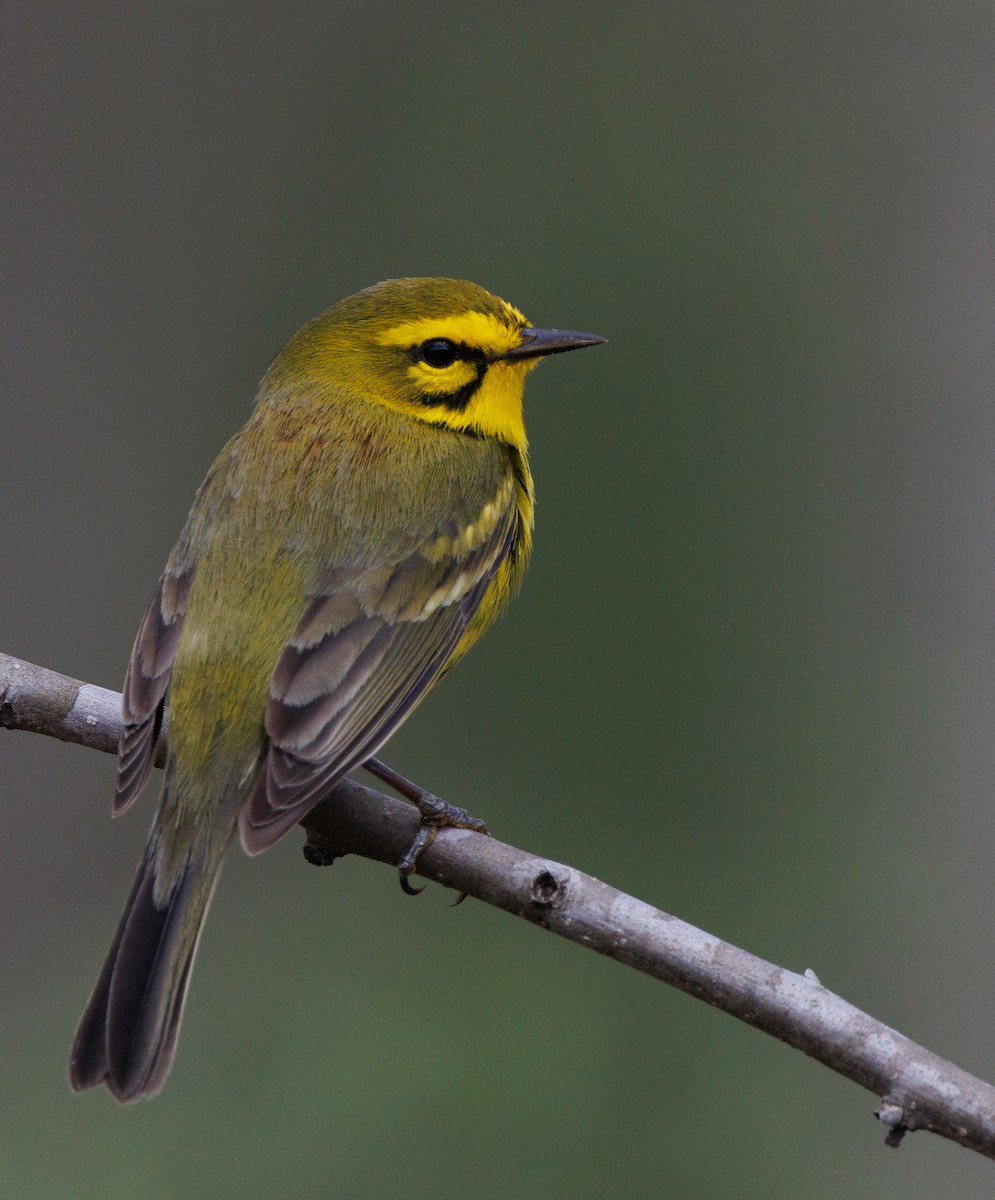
left=69, top=847, right=220, bottom=1103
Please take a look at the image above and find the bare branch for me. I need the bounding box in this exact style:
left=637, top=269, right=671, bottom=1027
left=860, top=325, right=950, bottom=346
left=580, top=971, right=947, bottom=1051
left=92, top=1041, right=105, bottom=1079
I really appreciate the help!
left=3, top=648, right=995, bottom=1161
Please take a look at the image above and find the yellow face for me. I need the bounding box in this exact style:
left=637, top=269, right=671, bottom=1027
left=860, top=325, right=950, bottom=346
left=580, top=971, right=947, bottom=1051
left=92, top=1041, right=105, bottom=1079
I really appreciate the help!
left=373, top=306, right=540, bottom=450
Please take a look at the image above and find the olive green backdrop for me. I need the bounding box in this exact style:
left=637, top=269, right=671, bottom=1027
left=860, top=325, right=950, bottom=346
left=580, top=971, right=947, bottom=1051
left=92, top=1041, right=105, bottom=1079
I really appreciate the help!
left=4, top=2, right=995, bottom=1196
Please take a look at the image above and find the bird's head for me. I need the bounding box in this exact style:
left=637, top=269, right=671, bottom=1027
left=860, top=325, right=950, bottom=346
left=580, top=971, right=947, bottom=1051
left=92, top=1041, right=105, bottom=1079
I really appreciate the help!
left=265, top=277, right=605, bottom=451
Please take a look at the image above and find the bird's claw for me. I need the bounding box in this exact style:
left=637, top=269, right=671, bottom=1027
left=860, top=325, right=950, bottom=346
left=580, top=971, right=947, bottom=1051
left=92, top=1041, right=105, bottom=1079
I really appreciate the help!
left=397, top=791, right=488, bottom=896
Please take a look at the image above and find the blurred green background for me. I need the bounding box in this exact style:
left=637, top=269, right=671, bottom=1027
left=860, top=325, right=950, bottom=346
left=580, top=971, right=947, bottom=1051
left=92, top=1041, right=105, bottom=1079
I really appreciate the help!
left=4, top=2, right=995, bottom=1195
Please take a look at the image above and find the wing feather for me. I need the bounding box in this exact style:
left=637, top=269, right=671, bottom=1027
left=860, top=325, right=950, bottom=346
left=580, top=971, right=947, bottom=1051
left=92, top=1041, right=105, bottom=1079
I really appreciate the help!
left=114, top=568, right=194, bottom=815
left=238, top=496, right=515, bottom=854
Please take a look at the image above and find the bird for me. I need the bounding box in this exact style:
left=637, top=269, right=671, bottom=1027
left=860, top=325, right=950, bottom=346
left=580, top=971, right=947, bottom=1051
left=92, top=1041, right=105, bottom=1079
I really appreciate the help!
left=69, top=276, right=605, bottom=1103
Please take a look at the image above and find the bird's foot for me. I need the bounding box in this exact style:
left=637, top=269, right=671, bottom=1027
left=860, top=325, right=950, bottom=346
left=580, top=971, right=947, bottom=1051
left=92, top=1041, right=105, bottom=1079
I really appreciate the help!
left=363, top=756, right=488, bottom=896
left=397, top=792, right=488, bottom=896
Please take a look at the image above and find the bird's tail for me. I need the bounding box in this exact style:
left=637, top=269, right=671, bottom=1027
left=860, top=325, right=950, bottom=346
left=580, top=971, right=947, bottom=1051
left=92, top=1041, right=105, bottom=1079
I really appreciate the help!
left=69, top=840, right=224, bottom=1103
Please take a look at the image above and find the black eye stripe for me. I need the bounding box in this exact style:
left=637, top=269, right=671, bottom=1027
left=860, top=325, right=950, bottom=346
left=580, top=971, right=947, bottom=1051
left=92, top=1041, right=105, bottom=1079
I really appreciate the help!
left=414, top=339, right=488, bottom=369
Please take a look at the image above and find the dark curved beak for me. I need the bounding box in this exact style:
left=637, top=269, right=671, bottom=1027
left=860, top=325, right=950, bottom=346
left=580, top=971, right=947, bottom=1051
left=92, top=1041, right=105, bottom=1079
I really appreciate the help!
left=497, top=327, right=607, bottom=361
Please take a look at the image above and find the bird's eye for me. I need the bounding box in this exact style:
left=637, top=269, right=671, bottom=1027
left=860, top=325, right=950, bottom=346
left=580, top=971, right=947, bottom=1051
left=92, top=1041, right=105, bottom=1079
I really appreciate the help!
left=419, top=338, right=460, bottom=368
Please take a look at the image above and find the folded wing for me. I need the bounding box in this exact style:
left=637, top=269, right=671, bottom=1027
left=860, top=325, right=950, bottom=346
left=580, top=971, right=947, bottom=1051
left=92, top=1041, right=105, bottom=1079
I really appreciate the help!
left=239, top=492, right=517, bottom=853
left=114, top=568, right=194, bottom=815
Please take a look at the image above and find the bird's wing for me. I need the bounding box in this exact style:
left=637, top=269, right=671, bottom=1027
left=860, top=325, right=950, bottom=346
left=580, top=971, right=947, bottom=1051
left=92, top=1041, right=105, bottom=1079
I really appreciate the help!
left=238, top=496, right=517, bottom=854
left=114, top=567, right=194, bottom=815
